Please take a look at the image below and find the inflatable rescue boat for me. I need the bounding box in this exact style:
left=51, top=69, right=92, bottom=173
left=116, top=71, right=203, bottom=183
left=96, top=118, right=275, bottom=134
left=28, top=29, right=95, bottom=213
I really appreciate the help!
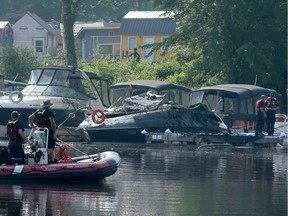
left=0, top=128, right=120, bottom=181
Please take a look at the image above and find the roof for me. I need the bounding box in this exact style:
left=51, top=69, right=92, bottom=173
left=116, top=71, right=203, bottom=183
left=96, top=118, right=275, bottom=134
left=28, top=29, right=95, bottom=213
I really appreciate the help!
left=120, top=11, right=176, bottom=35
left=0, top=21, right=10, bottom=29
left=110, top=80, right=191, bottom=92
left=75, top=22, right=121, bottom=37
left=26, top=12, right=59, bottom=36
left=74, top=22, right=104, bottom=35
left=123, top=11, right=173, bottom=19
left=194, top=84, right=280, bottom=99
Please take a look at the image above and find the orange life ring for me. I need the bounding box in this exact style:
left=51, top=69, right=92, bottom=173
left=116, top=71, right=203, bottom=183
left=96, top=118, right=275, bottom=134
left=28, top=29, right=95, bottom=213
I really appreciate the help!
left=91, top=109, right=106, bottom=124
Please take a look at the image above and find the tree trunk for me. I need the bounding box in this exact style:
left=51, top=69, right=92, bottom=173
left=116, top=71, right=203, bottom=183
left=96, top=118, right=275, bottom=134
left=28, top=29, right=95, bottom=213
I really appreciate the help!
left=61, top=0, right=80, bottom=68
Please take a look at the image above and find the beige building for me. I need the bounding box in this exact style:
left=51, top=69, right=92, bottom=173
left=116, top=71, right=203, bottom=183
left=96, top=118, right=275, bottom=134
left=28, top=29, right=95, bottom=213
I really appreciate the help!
left=12, top=12, right=62, bottom=59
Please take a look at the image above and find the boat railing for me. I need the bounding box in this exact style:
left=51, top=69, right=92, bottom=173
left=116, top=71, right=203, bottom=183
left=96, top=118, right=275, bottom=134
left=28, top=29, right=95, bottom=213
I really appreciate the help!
left=275, top=114, right=287, bottom=134
left=230, top=125, right=255, bottom=134
left=230, top=114, right=287, bottom=134
left=0, top=91, right=11, bottom=96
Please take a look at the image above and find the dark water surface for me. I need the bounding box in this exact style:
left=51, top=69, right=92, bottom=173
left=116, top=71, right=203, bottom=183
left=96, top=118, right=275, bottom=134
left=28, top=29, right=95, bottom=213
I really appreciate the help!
left=0, top=142, right=287, bottom=216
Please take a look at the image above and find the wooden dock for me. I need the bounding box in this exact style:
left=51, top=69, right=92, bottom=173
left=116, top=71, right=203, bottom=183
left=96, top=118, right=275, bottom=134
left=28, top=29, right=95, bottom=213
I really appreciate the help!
left=144, top=132, right=286, bottom=148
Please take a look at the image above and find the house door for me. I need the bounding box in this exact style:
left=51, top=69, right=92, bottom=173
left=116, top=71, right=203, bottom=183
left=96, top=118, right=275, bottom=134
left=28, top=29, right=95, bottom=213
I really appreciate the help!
left=33, top=38, right=45, bottom=59
left=143, top=36, right=154, bottom=63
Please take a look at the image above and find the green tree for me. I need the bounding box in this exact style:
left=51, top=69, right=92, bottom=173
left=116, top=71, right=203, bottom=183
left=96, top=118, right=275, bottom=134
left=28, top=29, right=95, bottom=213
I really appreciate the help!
left=156, top=0, right=287, bottom=112
left=0, top=0, right=158, bottom=23
left=0, top=46, right=39, bottom=82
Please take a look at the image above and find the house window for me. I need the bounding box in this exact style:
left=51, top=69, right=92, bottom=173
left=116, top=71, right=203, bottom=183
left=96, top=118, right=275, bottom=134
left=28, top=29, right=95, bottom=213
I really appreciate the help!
left=128, top=36, right=137, bottom=51
left=35, top=39, right=44, bottom=53
left=99, top=45, right=113, bottom=57
left=109, top=31, right=114, bottom=36
left=161, top=36, right=170, bottom=52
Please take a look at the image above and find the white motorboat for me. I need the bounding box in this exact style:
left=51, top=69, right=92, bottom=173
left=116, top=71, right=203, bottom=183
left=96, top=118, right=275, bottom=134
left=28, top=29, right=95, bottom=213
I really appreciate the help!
left=0, top=66, right=109, bottom=140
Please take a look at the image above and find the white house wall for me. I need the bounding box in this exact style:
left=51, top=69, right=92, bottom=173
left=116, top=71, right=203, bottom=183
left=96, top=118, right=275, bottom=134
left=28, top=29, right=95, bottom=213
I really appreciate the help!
left=12, top=14, right=57, bottom=57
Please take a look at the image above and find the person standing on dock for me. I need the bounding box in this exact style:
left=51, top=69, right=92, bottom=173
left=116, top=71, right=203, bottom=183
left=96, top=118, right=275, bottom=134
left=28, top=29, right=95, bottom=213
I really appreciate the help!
left=129, top=48, right=140, bottom=62
left=255, top=95, right=266, bottom=137
left=265, top=92, right=279, bottom=136
left=28, top=100, right=57, bottom=163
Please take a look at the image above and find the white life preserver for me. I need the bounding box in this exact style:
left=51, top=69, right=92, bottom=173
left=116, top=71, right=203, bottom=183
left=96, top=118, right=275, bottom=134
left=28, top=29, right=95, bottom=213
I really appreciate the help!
left=9, top=91, right=23, bottom=103
left=91, top=109, right=106, bottom=124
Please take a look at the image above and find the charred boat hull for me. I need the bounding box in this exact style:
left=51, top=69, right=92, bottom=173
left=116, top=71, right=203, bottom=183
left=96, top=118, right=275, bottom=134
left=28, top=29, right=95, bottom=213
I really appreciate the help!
left=80, top=105, right=229, bottom=143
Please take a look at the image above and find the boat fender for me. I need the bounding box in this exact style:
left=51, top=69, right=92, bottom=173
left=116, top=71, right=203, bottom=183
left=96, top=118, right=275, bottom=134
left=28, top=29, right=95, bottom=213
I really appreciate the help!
left=9, top=91, right=23, bottom=103
left=91, top=109, right=106, bottom=124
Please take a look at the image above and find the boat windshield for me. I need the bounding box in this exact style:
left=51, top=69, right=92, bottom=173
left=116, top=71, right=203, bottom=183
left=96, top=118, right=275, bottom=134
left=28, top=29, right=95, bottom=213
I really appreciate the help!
left=22, top=68, right=97, bottom=100
left=109, top=86, right=191, bottom=107
left=190, top=90, right=239, bottom=114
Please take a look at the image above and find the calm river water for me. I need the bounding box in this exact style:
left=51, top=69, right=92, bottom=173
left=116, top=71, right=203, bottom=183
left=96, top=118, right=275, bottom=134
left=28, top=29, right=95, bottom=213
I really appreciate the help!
left=0, top=142, right=287, bottom=216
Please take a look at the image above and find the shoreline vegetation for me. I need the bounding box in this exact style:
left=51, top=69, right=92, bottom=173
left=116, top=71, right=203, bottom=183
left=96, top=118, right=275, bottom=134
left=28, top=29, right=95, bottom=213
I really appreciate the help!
left=0, top=48, right=286, bottom=115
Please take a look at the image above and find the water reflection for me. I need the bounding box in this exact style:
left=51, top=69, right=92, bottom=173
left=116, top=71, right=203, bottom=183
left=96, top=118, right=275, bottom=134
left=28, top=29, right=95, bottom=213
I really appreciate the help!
left=0, top=143, right=286, bottom=216
left=0, top=181, right=117, bottom=216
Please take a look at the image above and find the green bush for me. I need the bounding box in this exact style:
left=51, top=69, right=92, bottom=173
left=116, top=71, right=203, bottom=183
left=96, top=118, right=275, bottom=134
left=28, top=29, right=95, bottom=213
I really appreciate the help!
left=0, top=46, right=39, bottom=82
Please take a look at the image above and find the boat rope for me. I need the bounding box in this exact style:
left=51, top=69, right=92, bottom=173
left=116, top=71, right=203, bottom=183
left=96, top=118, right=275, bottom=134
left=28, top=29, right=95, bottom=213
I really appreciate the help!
left=57, top=145, right=73, bottom=162
left=57, top=106, right=87, bottom=128
left=56, top=138, right=91, bottom=158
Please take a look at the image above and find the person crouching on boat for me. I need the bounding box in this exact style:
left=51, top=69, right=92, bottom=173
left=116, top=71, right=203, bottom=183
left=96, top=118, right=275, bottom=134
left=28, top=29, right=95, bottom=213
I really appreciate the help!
left=6, top=111, right=31, bottom=164
left=265, top=92, right=279, bottom=136
left=255, top=95, right=266, bottom=137
left=28, top=100, right=57, bottom=164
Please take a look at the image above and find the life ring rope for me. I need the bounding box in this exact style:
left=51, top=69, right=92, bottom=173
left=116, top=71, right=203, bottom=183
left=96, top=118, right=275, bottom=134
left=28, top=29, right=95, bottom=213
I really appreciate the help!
left=9, top=91, right=23, bottom=103
left=91, top=109, right=106, bottom=124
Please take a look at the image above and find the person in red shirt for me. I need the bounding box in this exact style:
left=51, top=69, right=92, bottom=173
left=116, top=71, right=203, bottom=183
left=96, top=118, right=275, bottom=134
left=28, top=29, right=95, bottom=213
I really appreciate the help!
left=255, top=95, right=266, bottom=137
left=265, top=92, right=279, bottom=136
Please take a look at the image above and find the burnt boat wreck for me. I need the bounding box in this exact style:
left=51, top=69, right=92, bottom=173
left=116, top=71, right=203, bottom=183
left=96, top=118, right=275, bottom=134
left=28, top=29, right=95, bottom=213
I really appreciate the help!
left=78, top=82, right=286, bottom=144
left=79, top=100, right=229, bottom=143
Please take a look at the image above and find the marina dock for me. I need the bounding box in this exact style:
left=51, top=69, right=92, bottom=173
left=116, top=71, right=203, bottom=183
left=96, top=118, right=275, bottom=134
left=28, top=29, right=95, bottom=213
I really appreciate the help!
left=144, top=132, right=287, bottom=148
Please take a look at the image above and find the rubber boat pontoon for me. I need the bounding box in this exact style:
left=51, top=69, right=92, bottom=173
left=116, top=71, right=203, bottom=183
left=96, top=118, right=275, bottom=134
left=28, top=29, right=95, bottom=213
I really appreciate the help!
left=0, top=128, right=120, bottom=181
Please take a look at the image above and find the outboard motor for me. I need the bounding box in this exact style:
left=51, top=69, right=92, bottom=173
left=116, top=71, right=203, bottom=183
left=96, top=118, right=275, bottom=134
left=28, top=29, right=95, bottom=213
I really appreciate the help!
left=26, top=128, right=49, bottom=164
